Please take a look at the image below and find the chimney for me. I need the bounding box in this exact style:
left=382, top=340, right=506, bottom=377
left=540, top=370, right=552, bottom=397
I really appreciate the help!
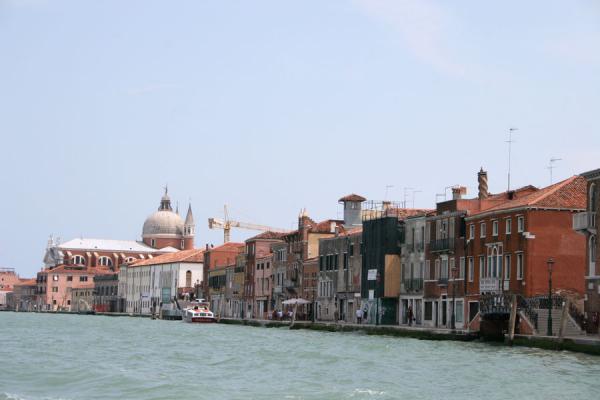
left=452, top=186, right=467, bottom=200
left=478, top=168, right=489, bottom=200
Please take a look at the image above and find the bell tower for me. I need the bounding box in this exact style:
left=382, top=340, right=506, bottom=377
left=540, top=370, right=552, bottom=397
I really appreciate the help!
left=183, top=203, right=195, bottom=250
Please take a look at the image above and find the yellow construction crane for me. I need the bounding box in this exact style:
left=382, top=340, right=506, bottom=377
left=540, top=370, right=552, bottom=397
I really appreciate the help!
left=208, top=205, right=290, bottom=243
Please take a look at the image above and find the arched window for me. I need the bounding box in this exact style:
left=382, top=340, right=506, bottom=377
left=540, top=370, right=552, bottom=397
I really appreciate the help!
left=71, top=255, right=86, bottom=265
left=186, top=270, right=192, bottom=287
left=97, top=256, right=113, bottom=267
left=590, top=183, right=597, bottom=212
left=124, top=257, right=136, bottom=264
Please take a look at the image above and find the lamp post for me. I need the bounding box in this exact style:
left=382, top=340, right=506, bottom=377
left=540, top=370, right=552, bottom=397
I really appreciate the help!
left=547, top=257, right=555, bottom=336
left=451, top=265, right=458, bottom=330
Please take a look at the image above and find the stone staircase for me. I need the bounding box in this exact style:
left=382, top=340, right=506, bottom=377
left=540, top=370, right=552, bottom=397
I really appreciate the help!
left=535, top=308, right=585, bottom=337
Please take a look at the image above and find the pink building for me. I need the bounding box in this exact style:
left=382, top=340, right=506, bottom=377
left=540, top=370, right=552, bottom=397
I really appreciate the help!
left=254, top=254, right=274, bottom=319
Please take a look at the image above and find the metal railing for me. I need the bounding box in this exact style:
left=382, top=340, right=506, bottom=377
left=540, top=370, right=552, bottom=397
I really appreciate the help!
left=429, top=238, right=454, bottom=252
left=573, top=211, right=596, bottom=231
left=517, top=295, right=539, bottom=330
left=404, top=278, right=424, bottom=292
left=437, top=277, right=448, bottom=286
left=480, top=293, right=511, bottom=315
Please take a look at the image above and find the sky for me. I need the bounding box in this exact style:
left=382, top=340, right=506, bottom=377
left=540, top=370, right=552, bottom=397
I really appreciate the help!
left=1, top=0, right=599, bottom=277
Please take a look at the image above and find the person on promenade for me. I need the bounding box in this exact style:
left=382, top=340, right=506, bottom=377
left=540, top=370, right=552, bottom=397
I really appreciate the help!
left=356, top=308, right=363, bottom=324
left=407, top=305, right=414, bottom=326
left=363, top=307, right=368, bottom=324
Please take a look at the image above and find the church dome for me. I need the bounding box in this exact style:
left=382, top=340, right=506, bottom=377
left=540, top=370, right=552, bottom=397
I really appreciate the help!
left=142, top=188, right=184, bottom=238
left=142, top=210, right=184, bottom=237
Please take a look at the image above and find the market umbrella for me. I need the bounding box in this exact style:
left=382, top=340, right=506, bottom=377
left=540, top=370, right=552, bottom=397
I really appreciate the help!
left=282, top=298, right=310, bottom=326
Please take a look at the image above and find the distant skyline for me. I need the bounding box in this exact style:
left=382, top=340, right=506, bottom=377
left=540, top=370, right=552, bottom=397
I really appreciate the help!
left=1, top=0, right=599, bottom=277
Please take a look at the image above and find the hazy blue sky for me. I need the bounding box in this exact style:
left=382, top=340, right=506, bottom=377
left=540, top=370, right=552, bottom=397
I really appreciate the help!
left=1, top=0, right=599, bottom=277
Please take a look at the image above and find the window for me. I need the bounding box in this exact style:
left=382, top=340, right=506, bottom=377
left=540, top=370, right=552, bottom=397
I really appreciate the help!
left=151, top=239, right=155, bottom=247
left=52, top=287, right=58, bottom=292
left=425, top=260, right=431, bottom=280
left=441, top=258, right=448, bottom=279
left=455, top=300, right=464, bottom=323
left=468, top=257, right=474, bottom=282
left=181, top=239, right=185, bottom=249
left=97, top=256, right=113, bottom=267
left=424, top=302, right=433, bottom=320
left=469, top=224, right=475, bottom=240
left=459, top=257, right=465, bottom=279
left=506, top=218, right=512, bottom=235
left=492, top=220, right=498, bottom=236
left=517, top=253, right=524, bottom=280
left=504, top=254, right=511, bottom=280
left=319, top=256, right=324, bottom=271
left=517, top=216, right=525, bottom=232
left=67, top=276, right=73, bottom=282
left=343, top=253, right=348, bottom=270
left=435, top=260, right=440, bottom=279
left=480, top=222, right=486, bottom=238
left=186, top=270, right=192, bottom=287
left=590, top=183, right=597, bottom=212
left=53, top=275, right=59, bottom=281
left=479, top=255, right=485, bottom=279
left=80, top=276, right=88, bottom=282
left=71, top=255, right=86, bottom=265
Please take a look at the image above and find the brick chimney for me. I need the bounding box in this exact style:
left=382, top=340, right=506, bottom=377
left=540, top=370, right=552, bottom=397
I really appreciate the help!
left=478, top=168, right=489, bottom=200
left=452, top=186, right=467, bottom=200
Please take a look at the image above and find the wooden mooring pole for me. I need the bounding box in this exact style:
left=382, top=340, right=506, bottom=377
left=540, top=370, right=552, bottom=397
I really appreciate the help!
left=558, top=299, right=569, bottom=342
left=507, top=294, right=517, bottom=345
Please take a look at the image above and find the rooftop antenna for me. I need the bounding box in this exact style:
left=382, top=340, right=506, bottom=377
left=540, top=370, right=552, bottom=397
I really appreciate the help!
left=507, top=127, right=518, bottom=191
left=411, top=190, right=422, bottom=208
left=384, top=185, right=394, bottom=201
left=547, top=157, right=562, bottom=184
left=403, top=187, right=414, bottom=208
left=435, top=193, right=446, bottom=203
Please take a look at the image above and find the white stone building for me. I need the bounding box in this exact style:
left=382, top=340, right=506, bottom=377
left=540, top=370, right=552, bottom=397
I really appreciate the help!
left=118, top=249, right=204, bottom=315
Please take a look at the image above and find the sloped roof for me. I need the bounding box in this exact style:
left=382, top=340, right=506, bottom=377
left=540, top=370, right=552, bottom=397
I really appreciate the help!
left=131, top=249, right=205, bottom=267
left=471, top=176, right=586, bottom=216
left=14, top=278, right=37, bottom=287
left=339, top=194, right=367, bottom=202
left=247, top=231, right=287, bottom=241
left=58, top=238, right=159, bottom=253
left=45, top=265, right=115, bottom=275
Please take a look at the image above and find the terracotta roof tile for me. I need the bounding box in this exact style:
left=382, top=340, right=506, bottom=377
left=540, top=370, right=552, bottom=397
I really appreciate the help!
left=471, top=176, right=586, bottom=215
left=131, top=249, right=205, bottom=267
left=339, top=194, right=367, bottom=202
left=246, top=231, right=287, bottom=241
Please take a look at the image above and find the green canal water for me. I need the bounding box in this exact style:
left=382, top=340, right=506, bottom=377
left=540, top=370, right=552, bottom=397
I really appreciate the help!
left=1, top=313, right=599, bottom=400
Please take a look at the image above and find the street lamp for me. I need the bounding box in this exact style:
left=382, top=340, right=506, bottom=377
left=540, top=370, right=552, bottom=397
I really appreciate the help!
left=451, top=265, right=458, bottom=330
left=547, top=257, right=555, bottom=336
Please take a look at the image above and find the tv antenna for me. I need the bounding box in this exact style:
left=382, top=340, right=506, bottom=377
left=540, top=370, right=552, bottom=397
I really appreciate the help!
left=403, top=187, right=414, bottom=208
left=507, top=127, right=518, bottom=191
left=384, top=185, right=394, bottom=201
left=411, top=190, right=422, bottom=208
left=547, top=157, right=562, bottom=184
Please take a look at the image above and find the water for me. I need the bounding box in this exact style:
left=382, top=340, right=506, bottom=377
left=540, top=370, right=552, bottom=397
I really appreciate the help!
left=1, top=313, right=599, bottom=400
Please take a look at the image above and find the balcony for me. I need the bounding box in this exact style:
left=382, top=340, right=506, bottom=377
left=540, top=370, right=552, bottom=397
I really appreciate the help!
left=480, top=277, right=502, bottom=293
left=437, top=278, right=448, bottom=286
left=429, top=238, right=454, bottom=253
left=573, top=211, right=596, bottom=233
left=404, top=278, right=424, bottom=292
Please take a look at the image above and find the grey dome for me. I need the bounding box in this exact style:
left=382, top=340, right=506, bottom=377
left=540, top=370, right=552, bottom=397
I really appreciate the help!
left=142, top=210, right=184, bottom=237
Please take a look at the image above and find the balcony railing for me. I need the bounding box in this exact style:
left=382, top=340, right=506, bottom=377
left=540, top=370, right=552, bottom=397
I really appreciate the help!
left=404, top=278, right=424, bottom=292
left=437, top=277, right=448, bottom=286
left=573, top=211, right=596, bottom=232
left=429, top=238, right=454, bottom=252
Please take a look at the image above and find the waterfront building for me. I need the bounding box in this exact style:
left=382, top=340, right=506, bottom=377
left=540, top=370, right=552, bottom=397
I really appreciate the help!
left=6, top=278, right=37, bottom=311
left=253, top=254, right=273, bottom=319
left=302, top=257, right=318, bottom=321
left=362, top=202, right=431, bottom=325
left=71, top=284, right=95, bottom=312
left=317, top=227, right=362, bottom=322
left=243, top=232, right=284, bottom=319
left=466, top=175, right=586, bottom=334
left=37, top=265, right=114, bottom=311
left=93, top=273, right=119, bottom=312
left=279, top=209, right=344, bottom=317
left=0, top=267, right=20, bottom=310
left=203, top=242, right=245, bottom=314
left=574, top=168, right=600, bottom=333
left=222, top=253, right=245, bottom=318
left=399, top=213, right=428, bottom=326
left=271, top=241, right=288, bottom=313
left=118, top=249, right=204, bottom=315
